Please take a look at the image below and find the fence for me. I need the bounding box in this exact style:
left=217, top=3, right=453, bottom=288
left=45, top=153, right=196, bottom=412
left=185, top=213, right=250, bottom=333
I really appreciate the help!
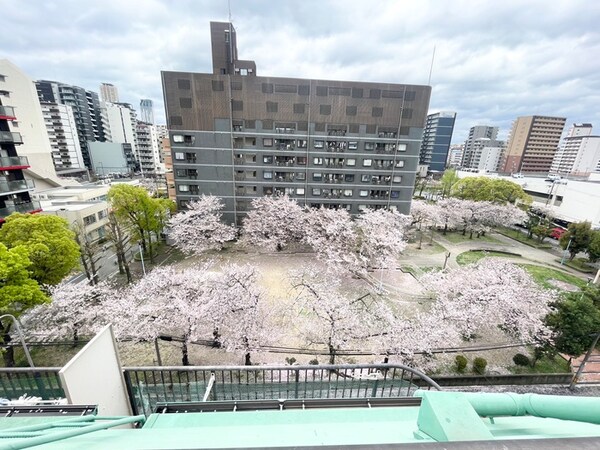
left=123, top=364, right=441, bottom=416
left=0, top=368, right=64, bottom=400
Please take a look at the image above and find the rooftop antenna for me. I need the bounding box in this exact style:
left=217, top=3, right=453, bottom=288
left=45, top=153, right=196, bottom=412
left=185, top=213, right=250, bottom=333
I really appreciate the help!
left=228, top=0, right=232, bottom=22
left=427, top=45, right=436, bottom=85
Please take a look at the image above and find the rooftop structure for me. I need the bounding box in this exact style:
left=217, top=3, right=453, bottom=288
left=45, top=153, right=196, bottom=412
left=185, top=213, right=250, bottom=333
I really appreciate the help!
left=139, top=98, right=154, bottom=124
left=163, top=21, right=431, bottom=223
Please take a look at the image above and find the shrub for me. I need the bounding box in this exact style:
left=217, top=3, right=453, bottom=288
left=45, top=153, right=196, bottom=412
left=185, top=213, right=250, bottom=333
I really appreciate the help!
left=455, top=355, right=468, bottom=373
left=513, top=353, right=531, bottom=367
left=473, top=357, right=487, bottom=374
left=308, top=358, right=319, bottom=365
left=285, top=357, right=297, bottom=365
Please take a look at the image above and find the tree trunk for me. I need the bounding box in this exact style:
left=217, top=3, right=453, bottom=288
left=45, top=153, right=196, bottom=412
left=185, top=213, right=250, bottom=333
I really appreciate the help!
left=244, top=352, right=251, bottom=366
left=80, top=254, right=92, bottom=284
left=328, top=344, right=336, bottom=365
left=443, top=222, right=448, bottom=235
left=181, top=340, right=190, bottom=366
left=462, top=228, right=467, bottom=236
left=418, top=229, right=423, bottom=249
left=469, top=230, right=474, bottom=239
left=88, top=252, right=99, bottom=285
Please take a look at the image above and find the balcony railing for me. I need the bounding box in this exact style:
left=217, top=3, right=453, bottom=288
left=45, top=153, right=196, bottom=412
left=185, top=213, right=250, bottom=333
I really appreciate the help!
left=0, top=368, right=64, bottom=400
left=0, top=200, right=42, bottom=220
left=0, top=105, right=16, bottom=120
left=0, top=131, right=23, bottom=144
left=123, top=364, right=441, bottom=416
left=0, top=179, right=35, bottom=194
left=0, top=156, right=29, bottom=170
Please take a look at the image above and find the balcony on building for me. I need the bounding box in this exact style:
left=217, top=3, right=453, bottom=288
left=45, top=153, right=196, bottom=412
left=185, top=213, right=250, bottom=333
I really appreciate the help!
left=0, top=200, right=42, bottom=222
left=0, top=155, right=29, bottom=170
left=275, top=138, right=295, bottom=150
left=0, top=105, right=17, bottom=121
left=0, top=131, right=23, bottom=145
left=0, top=179, right=35, bottom=195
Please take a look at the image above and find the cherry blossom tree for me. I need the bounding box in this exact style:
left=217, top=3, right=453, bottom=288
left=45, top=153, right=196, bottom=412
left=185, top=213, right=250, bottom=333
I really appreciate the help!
left=205, top=264, right=273, bottom=365
left=168, top=195, right=236, bottom=255
left=355, top=208, right=410, bottom=269
left=241, top=195, right=306, bottom=251
left=435, top=198, right=464, bottom=234
left=409, top=200, right=441, bottom=248
left=290, top=266, right=395, bottom=363
left=422, top=259, right=555, bottom=345
left=111, top=265, right=213, bottom=365
left=21, top=281, right=114, bottom=343
left=303, top=207, right=361, bottom=274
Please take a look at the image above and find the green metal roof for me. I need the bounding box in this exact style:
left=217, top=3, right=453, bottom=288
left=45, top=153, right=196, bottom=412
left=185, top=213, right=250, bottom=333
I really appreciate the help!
left=1, top=392, right=599, bottom=449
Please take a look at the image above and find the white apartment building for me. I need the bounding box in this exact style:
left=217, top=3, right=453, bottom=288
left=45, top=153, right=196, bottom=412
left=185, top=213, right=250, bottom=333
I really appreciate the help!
left=136, top=121, right=165, bottom=174
left=446, top=144, right=464, bottom=168
left=100, top=83, right=119, bottom=103
left=469, top=139, right=505, bottom=172
left=0, top=59, right=64, bottom=190
left=550, top=123, right=600, bottom=176
left=104, top=102, right=139, bottom=171
left=40, top=102, right=87, bottom=175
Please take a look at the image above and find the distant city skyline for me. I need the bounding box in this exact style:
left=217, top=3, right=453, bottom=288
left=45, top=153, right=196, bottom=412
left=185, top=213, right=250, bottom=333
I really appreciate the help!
left=2, top=0, right=599, bottom=143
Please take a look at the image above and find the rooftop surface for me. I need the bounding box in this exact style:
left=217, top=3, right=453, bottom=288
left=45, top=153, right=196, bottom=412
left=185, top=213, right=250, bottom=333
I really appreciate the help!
left=1, top=392, right=599, bottom=449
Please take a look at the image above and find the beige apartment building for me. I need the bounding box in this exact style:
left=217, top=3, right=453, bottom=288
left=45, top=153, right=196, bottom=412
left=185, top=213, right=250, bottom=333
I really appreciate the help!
left=502, top=115, right=566, bottom=174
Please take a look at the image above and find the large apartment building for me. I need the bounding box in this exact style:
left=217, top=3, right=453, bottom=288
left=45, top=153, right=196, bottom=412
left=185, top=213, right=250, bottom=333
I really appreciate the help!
left=550, top=123, right=600, bottom=177
left=502, top=115, right=566, bottom=174
left=418, top=111, right=456, bottom=172
left=461, top=125, right=498, bottom=169
left=0, top=73, right=40, bottom=223
left=36, top=80, right=108, bottom=169
left=162, top=21, right=431, bottom=223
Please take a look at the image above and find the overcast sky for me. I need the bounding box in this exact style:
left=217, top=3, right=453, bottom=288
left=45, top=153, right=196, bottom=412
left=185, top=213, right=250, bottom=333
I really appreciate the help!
left=3, top=0, right=600, bottom=143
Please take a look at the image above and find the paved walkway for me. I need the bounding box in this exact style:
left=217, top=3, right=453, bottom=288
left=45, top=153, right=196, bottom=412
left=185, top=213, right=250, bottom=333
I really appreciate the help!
left=401, top=230, right=590, bottom=282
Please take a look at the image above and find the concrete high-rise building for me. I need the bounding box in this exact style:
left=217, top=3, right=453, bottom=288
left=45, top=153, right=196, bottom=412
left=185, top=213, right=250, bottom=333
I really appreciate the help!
left=1, top=60, right=64, bottom=192
left=40, top=102, right=87, bottom=177
left=467, top=138, right=505, bottom=172
left=136, top=121, right=165, bottom=174
left=418, top=111, right=456, bottom=172
left=104, top=102, right=138, bottom=172
left=140, top=99, right=154, bottom=124
left=162, top=21, right=431, bottom=223
left=446, top=144, right=464, bottom=168
left=502, top=115, right=566, bottom=174
left=100, top=83, right=119, bottom=103
left=461, top=125, right=498, bottom=169
left=0, top=65, right=42, bottom=222
left=550, top=123, right=600, bottom=177
left=36, top=80, right=107, bottom=169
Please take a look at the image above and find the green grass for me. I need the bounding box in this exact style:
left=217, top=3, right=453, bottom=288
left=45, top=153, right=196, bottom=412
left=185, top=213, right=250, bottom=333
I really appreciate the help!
left=520, top=264, right=587, bottom=290
left=2, top=342, right=88, bottom=368
left=498, top=228, right=553, bottom=249
left=456, top=250, right=521, bottom=266
left=509, top=354, right=570, bottom=374
left=436, top=231, right=500, bottom=244
left=412, top=239, right=447, bottom=255
left=557, top=257, right=596, bottom=274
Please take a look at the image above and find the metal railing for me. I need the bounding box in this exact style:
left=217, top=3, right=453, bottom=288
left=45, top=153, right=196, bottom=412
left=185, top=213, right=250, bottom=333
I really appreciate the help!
left=0, top=368, right=64, bottom=400
left=0, top=200, right=42, bottom=219
left=0, top=131, right=23, bottom=144
left=123, top=364, right=441, bottom=416
left=0, top=179, right=34, bottom=194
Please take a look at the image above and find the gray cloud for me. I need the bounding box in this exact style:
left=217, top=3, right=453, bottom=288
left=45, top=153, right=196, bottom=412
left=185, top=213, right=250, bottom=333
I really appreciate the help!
left=2, top=0, right=600, bottom=143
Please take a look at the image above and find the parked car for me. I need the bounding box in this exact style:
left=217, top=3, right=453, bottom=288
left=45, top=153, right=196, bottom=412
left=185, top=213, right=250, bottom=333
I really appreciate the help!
left=550, top=227, right=567, bottom=240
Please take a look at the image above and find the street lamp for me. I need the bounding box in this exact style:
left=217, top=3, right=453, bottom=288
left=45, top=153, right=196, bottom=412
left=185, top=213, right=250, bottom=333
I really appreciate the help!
left=560, top=237, right=573, bottom=265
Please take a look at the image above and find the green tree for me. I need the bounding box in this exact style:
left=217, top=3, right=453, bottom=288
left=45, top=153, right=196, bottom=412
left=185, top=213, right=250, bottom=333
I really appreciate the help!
left=587, top=230, right=600, bottom=263
left=452, top=177, right=531, bottom=204
left=0, top=213, right=80, bottom=286
left=560, top=221, right=593, bottom=261
left=440, top=169, right=460, bottom=199
left=108, top=184, right=174, bottom=263
left=0, top=243, right=49, bottom=366
left=546, top=287, right=600, bottom=356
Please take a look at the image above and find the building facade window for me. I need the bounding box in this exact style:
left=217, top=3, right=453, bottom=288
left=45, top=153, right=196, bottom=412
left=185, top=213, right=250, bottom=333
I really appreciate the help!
left=363, top=159, right=372, bottom=167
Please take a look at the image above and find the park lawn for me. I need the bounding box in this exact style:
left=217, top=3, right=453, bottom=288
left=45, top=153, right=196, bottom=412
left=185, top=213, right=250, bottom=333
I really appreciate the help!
left=456, top=250, right=520, bottom=266
left=499, top=228, right=553, bottom=249
left=437, top=231, right=501, bottom=244
left=509, top=354, right=570, bottom=374
left=520, top=264, right=587, bottom=290
left=558, top=257, right=597, bottom=274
